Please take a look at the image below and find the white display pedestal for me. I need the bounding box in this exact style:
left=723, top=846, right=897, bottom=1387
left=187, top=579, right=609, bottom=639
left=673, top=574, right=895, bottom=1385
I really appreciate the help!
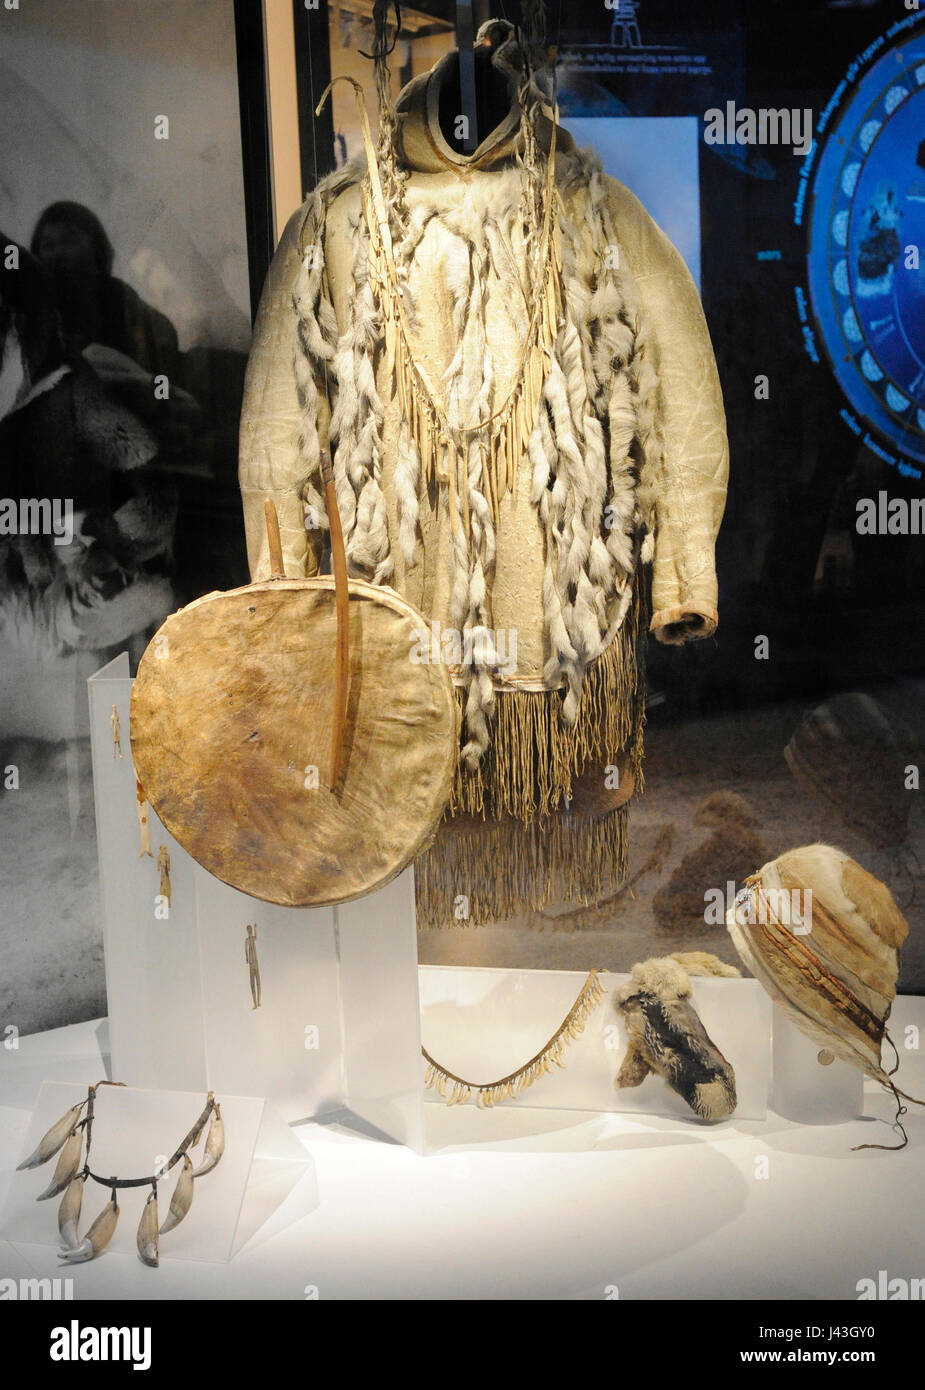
left=419, top=966, right=772, bottom=1121
left=1, top=1081, right=315, bottom=1262
left=771, top=1010, right=864, bottom=1123
left=88, top=655, right=425, bottom=1149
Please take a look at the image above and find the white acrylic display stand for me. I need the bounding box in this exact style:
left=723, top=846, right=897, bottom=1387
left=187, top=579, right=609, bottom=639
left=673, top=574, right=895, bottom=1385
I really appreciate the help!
left=771, top=1009, right=864, bottom=1123
left=88, top=655, right=425, bottom=1147
left=1, top=1081, right=315, bottom=1262
left=419, top=966, right=771, bottom=1121
left=88, top=653, right=869, bottom=1150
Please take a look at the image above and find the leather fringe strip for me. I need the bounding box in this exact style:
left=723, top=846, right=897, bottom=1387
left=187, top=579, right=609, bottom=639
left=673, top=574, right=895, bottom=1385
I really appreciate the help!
left=414, top=584, right=646, bottom=927
left=448, top=583, right=646, bottom=824
left=422, top=968, right=606, bottom=1107
left=415, top=803, right=629, bottom=928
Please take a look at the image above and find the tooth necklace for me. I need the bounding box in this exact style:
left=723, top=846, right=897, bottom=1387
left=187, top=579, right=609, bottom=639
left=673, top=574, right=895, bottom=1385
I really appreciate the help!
left=422, top=968, right=606, bottom=1107
left=16, top=1081, right=224, bottom=1267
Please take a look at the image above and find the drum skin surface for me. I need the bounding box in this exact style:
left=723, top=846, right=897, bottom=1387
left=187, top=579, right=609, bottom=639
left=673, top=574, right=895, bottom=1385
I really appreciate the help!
left=131, top=576, right=457, bottom=907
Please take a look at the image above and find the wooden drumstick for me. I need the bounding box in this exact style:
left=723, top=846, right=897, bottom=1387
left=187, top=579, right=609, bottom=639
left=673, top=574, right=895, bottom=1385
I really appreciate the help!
left=263, top=483, right=349, bottom=790
left=264, top=498, right=286, bottom=580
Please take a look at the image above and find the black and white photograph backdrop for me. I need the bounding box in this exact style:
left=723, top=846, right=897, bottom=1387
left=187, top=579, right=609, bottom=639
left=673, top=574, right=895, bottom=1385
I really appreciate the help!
left=1, top=0, right=255, bottom=1033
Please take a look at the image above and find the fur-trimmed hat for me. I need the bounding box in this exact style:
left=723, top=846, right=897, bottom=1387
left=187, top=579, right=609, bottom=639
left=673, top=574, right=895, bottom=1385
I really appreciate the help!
left=726, top=844, right=907, bottom=1086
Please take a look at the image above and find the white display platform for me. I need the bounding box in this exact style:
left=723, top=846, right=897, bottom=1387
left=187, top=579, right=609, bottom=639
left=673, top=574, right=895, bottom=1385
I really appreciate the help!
left=88, top=655, right=424, bottom=1146
left=2, top=1007, right=923, bottom=1299
left=419, top=966, right=771, bottom=1121
left=772, top=1011, right=864, bottom=1122
left=1, top=1081, right=315, bottom=1263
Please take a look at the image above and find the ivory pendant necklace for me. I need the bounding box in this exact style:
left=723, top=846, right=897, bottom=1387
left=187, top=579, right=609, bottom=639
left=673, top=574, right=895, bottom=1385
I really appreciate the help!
left=16, top=1081, right=224, bottom=1266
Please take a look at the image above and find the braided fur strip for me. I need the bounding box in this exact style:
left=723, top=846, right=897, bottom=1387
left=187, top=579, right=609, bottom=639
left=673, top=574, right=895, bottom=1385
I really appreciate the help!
left=325, top=199, right=393, bottom=583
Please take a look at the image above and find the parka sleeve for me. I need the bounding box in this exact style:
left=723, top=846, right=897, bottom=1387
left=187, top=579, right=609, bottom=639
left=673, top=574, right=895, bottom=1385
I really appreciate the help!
left=608, top=181, right=729, bottom=643
left=238, top=200, right=331, bottom=581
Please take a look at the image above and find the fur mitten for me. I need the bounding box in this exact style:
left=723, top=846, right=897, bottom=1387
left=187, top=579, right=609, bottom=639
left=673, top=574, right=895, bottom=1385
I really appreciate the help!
left=614, top=953, right=738, bottom=1121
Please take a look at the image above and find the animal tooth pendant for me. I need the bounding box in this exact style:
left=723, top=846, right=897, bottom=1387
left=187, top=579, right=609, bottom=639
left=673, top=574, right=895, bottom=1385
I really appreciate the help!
left=157, top=845, right=172, bottom=907
left=136, top=780, right=153, bottom=858
left=192, top=1105, right=224, bottom=1177
left=17, top=1104, right=84, bottom=1170
left=59, top=1196, right=119, bottom=1264
left=36, top=1129, right=83, bottom=1201
left=58, top=1176, right=84, bottom=1249
left=159, top=1154, right=193, bottom=1233
left=136, top=1190, right=159, bottom=1268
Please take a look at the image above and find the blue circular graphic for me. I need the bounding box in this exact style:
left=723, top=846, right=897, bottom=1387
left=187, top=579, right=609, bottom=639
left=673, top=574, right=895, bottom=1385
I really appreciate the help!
left=807, top=25, right=925, bottom=468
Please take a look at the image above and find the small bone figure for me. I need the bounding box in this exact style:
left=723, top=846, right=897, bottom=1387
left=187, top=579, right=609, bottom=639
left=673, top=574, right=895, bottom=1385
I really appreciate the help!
left=111, top=705, right=123, bottom=759
left=245, top=924, right=261, bottom=1008
left=157, top=845, right=171, bottom=907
